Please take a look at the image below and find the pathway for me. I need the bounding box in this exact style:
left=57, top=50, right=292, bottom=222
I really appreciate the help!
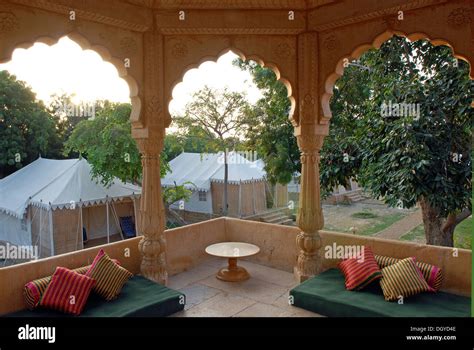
left=375, top=210, right=422, bottom=240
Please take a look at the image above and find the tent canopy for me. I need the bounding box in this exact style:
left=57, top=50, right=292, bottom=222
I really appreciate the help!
left=0, top=157, right=141, bottom=218
left=162, top=152, right=266, bottom=192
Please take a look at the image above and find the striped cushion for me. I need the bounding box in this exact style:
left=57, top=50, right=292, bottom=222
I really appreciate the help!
left=86, top=249, right=133, bottom=300
left=24, top=265, right=90, bottom=309
left=379, top=257, right=434, bottom=302
left=338, top=246, right=382, bottom=290
left=39, top=267, right=96, bottom=315
left=23, top=259, right=121, bottom=309
left=375, top=255, right=443, bottom=291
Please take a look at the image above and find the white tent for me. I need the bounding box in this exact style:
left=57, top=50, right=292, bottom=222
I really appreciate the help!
left=162, top=152, right=267, bottom=216
left=0, top=157, right=141, bottom=258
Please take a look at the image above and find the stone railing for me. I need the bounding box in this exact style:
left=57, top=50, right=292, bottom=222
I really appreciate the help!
left=0, top=217, right=470, bottom=314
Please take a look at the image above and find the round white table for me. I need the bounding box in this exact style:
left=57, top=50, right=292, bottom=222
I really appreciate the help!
left=205, top=242, right=260, bottom=282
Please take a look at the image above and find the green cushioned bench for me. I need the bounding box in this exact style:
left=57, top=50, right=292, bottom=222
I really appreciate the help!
left=6, top=276, right=185, bottom=317
left=290, top=269, right=470, bottom=317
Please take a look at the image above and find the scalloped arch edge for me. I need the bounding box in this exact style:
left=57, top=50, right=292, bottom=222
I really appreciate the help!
left=321, top=30, right=473, bottom=122
left=0, top=31, right=141, bottom=125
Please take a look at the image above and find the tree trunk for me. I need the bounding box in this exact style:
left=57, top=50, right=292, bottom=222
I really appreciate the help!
left=223, top=148, right=228, bottom=216
left=419, top=198, right=454, bottom=247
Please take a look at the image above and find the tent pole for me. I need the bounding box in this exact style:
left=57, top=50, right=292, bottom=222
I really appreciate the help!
left=238, top=180, right=242, bottom=218
left=48, top=204, right=54, bottom=257
left=39, top=203, right=43, bottom=257
left=106, top=199, right=110, bottom=244
left=132, top=196, right=139, bottom=236
left=80, top=203, right=84, bottom=250
left=252, top=181, right=256, bottom=214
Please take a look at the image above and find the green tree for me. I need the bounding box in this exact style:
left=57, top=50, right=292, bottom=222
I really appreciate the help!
left=65, top=102, right=191, bottom=210
left=174, top=86, right=250, bottom=215
left=164, top=124, right=222, bottom=161
left=0, top=70, right=63, bottom=177
left=235, top=60, right=299, bottom=185
left=348, top=37, right=472, bottom=247
left=65, top=102, right=143, bottom=185
left=238, top=37, right=472, bottom=247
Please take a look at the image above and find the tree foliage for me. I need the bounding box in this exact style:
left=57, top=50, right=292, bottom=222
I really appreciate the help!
left=235, top=60, right=299, bottom=185
left=0, top=70, right=63, bottom=177
left=174, top=86, right=250, bottom=215
left=238, top=36, right=472, bottom=246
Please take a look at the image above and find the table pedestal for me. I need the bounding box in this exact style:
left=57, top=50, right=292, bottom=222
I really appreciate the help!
left=217, top=257, right=250, bottom=282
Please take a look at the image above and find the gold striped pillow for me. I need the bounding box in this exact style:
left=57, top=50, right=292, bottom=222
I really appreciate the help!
left=380, top=257, right=434, bottom=301
left=86, top=249, right=132, bottom=301
left=375, top=254, right=443, bottom=291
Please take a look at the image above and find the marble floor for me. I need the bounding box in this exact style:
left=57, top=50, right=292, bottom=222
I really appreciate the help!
left=168, top=258, right=323, bottom=317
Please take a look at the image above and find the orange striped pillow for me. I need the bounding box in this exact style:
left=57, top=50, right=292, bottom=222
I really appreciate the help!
left=86, top=249, right=132, bottom=301
left=379, top=257, right=434, bottom=301
left=375, top=255, right=443, bottom=291
left=338, top=246, right=382, bottom=290
left=39, top=267, right=95, bottom=315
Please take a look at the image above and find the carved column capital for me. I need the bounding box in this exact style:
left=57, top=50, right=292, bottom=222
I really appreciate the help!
left=135, top=133, right=164, bottom=156
left=296, top=133, right=324, bottom=152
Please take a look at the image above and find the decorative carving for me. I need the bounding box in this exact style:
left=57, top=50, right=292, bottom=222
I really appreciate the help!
left=310, top=0, right=446, bottom=31
left=120, top=36, right=138, bottom=56
left=301, top=94, right=315, bottom=121
left=147, top=0, right=310, bottom=9
left=295, top=132, right=326, bottom=281
left=136, top=137, right=167, bottom=284
left=447, top=8, right=471, bottom=29
left=323, top=33, right=339, bottom=51
left=158, top=27, right=304, bottom=35
left=274, top=42, right=294, bottom=58
left=146, top=95, right=161, bottom=116
left=10, top=0, right=150, bottom=32
left=171, top=41, right=188, bottom=58
left=0, top=12, right=19, bottom=33
left=383, top=15, right=402, bottom=30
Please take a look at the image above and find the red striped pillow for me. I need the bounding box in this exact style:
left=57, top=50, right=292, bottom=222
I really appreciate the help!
left=39, top=267, right=95, bottom=315
left=338, top=246, right=382, bottom=290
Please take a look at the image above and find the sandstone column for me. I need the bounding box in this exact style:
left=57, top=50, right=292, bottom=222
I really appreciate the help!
left=136, top=134, right=168, bottom=285
left=294, top=131, right=325, bottom=282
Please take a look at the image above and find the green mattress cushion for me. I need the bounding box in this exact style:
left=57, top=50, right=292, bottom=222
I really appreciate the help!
left=6, top=275, right=185, bottom=317
left=289, top=269, right=470, bottom=317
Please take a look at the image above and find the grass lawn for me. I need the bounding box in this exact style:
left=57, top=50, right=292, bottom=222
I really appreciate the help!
left=357, top=212, right=406, bottom=235
left=454, top=216, right=471, bottom=249
left=401, top=217, right=471, bottom=249
left=324, top=209, right=406, bottom=236
left=400, top=224, right=425, bottom=243
left=351, top=211, right=378, bottom=219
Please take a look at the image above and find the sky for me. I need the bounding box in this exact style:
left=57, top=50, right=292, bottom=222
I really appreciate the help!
left=0, top=36, right=262, bottom=115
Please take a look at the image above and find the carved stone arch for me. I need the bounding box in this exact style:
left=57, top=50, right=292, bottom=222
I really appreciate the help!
left=321, top=29, right=473, bottom=123
left=0, top=5, right=143, bottom=124
left=163, top=35, right=297, bottom=126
